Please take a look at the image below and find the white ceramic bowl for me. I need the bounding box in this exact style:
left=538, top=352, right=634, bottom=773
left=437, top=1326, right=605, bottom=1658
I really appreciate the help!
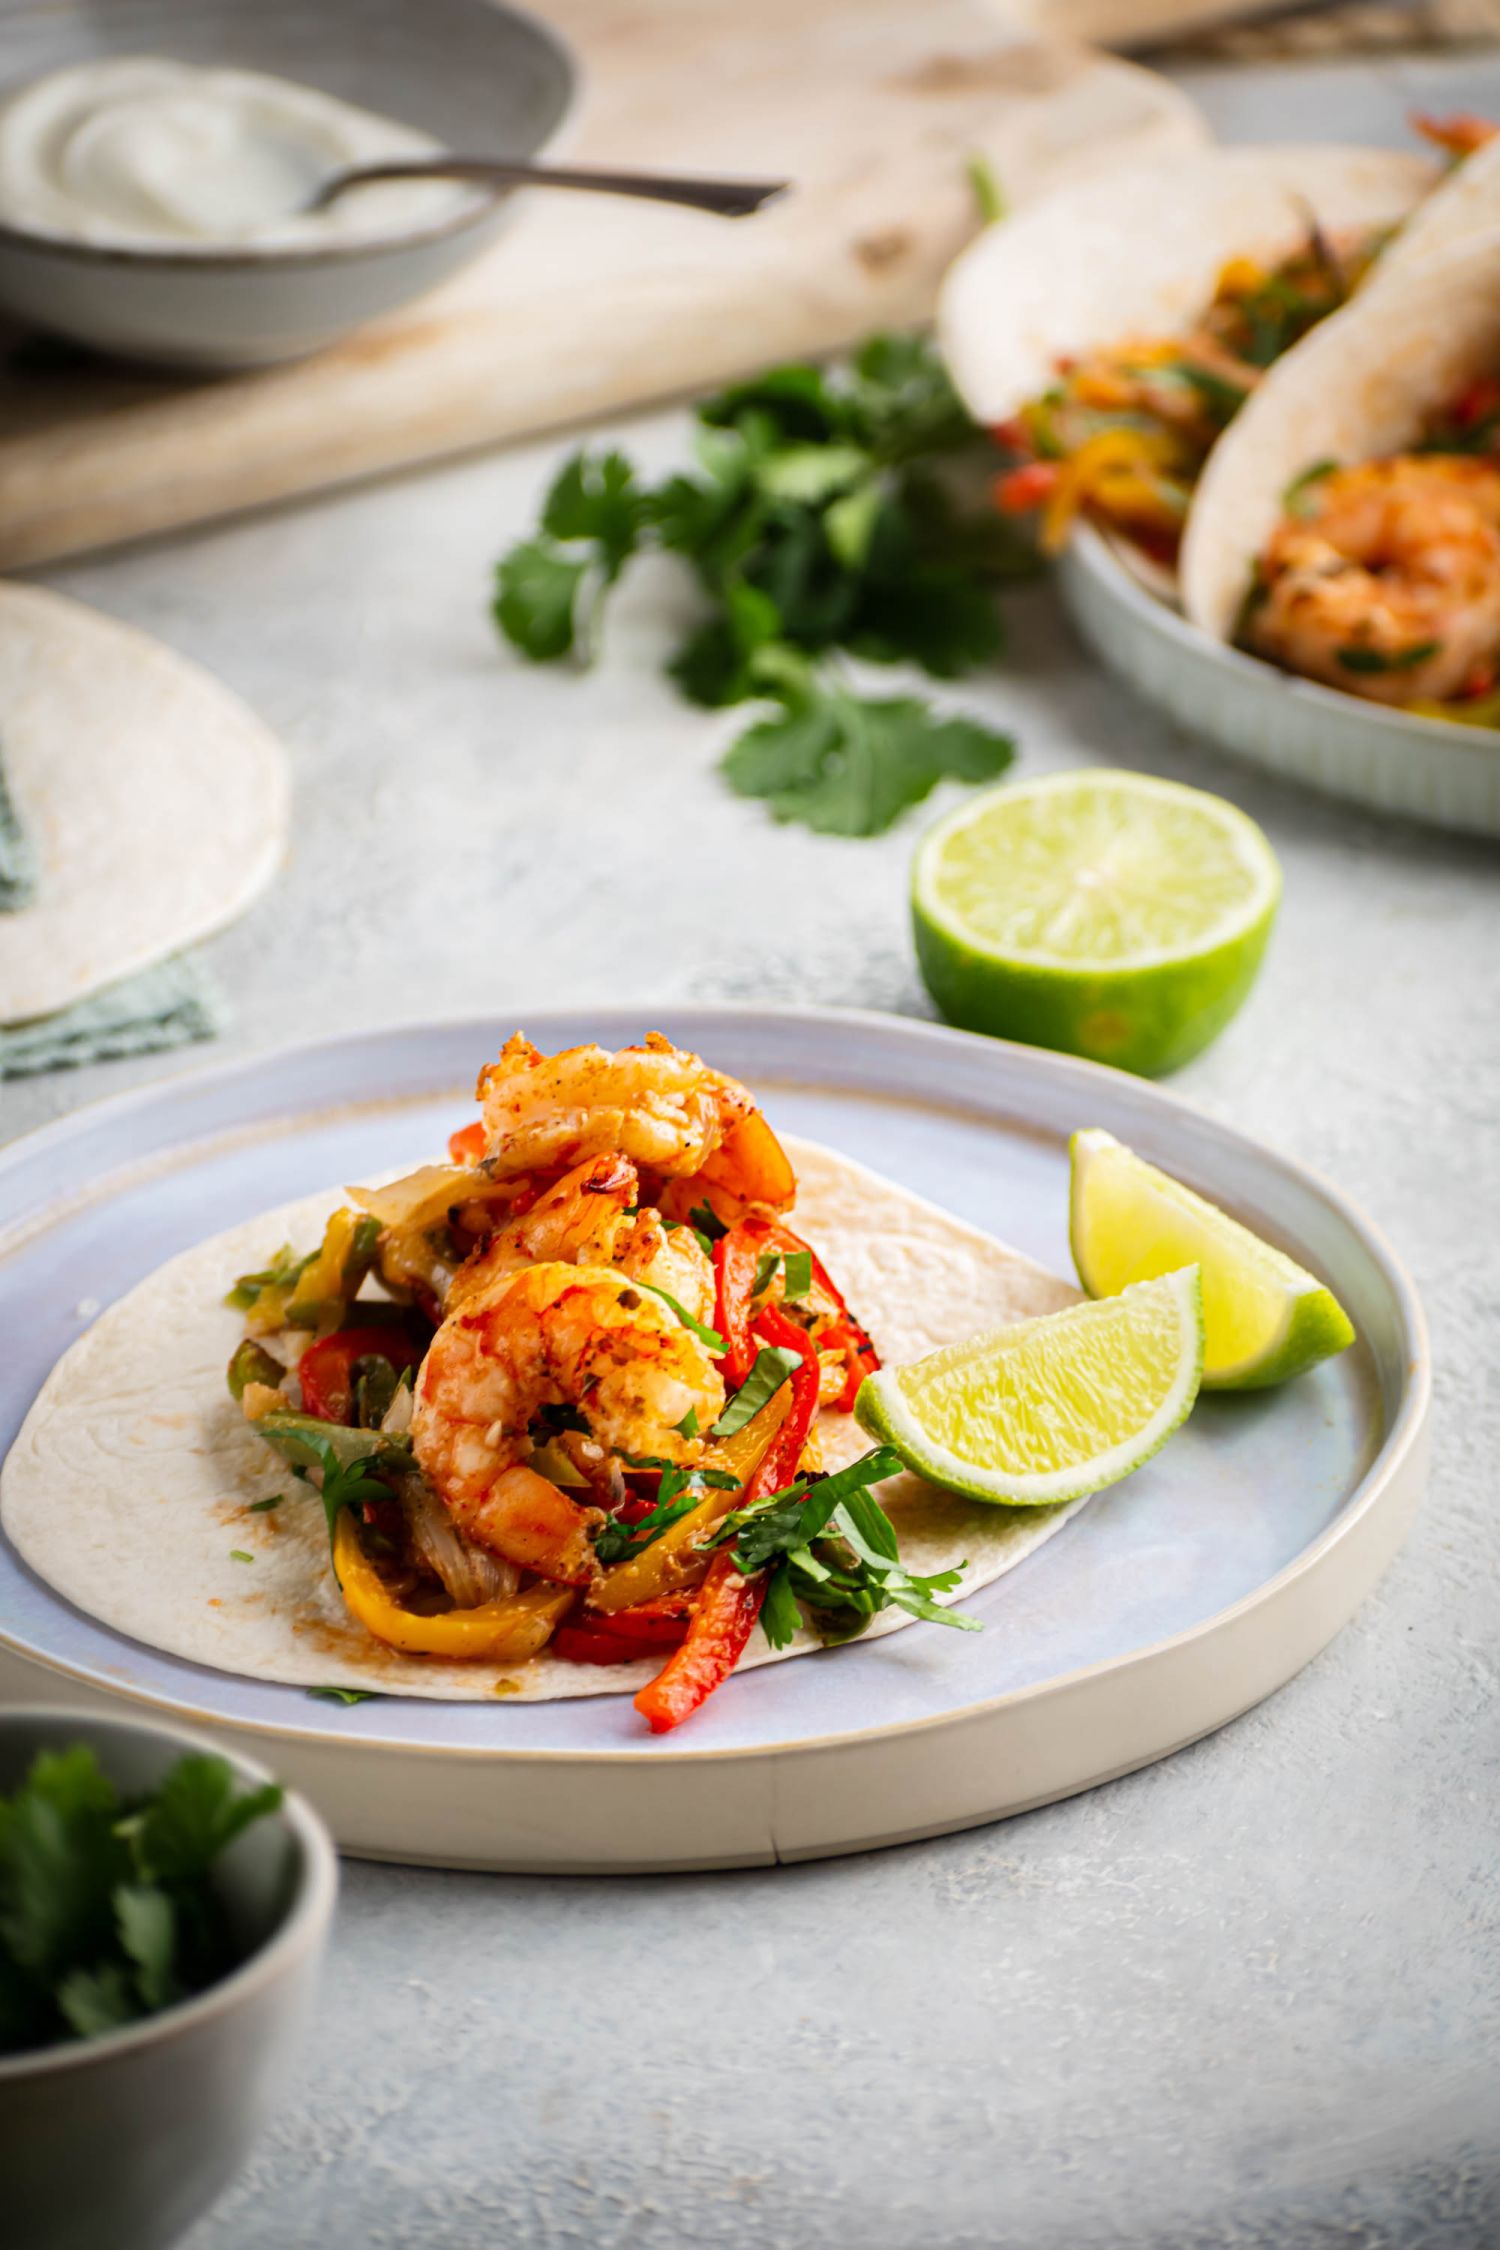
left=1060, top=523, right=1500, bottom=839
left=0, top=0, right=575, bottom=368
left=0, top=1705, right=337, bottom=2250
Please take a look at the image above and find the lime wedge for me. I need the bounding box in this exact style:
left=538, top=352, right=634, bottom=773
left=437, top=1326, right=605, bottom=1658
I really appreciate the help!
left=855, top=1268, right=1202, bottom=1507
left=1070, top=1128, right=1355, bottom=1390
left=912, top=770, right=1281, bottom=1076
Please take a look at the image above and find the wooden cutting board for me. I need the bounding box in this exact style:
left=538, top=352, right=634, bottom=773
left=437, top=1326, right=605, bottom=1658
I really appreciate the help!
left=0, top=0, right=1205, bottom=568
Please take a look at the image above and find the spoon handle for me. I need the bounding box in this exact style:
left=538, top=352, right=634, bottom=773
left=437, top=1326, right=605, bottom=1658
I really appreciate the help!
left=315, top=159, right=789, bottom=220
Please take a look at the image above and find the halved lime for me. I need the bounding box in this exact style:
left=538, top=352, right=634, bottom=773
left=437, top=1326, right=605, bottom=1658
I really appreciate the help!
left=912, top=770, right=1281, bottom=1076
left=1070, top=1128, right=1355, bottom=1389
left=855, top=1268, right=1202, bottom=1507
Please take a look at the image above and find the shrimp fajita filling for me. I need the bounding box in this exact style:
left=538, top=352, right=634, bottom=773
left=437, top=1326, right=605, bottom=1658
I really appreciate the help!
left=990, top=114, right=1497, bottom=568
left=226, top=1034, right=923, bottom=1734
left=1237, top=381, right=1500, bottom=711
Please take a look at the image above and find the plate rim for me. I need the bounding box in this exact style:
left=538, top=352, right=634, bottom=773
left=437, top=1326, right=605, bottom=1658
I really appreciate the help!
left=1065, top=519, right=1500, bottom=765
left=0, top=1002, right=1431, bottom=1770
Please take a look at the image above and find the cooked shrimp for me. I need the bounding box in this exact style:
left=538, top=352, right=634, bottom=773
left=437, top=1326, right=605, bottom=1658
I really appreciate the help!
left=1249, top=456, right=1500, bottom=704
left=412, top=1262, right=726, bottom=1581
left=475, top=1033, right=795, bottom=1217
left=446, top=1152, right=715, bottom=1323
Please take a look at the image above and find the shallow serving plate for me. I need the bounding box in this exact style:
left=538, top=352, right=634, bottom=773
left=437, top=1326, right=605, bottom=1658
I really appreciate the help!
left=1061, top=522, right=1500, bottom=839
left=0, top=0, right=575, bottom=367
left=0, top=1008, right=1428, bottom=1872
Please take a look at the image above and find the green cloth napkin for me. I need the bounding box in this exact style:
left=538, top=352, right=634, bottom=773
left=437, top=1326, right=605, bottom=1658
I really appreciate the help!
left=0, top=956, right=226, bottom=1080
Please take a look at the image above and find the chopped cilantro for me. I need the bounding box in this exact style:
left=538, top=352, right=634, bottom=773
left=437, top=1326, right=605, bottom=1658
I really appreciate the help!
left=1283, top=457, right=1339, bottom=515
left=247, top=1494, right=282, bottom=1514
left=675, top=1406, right=700, bottom=1440
left=636, top=1282, right=726, bottom=1354
left=0, top=1746, right=281, bottom=2055
left=1336, top=640, right=1440, bottom=675
left=708, top=1447, right=981, bottom=1651
left=752, top=1250, right=781, bottom=1298
left=307, top=1686, right=382, bottom=1706
left=780, top=1248, right=813, bottom=1301
left=710, top=1343, right=803, bottom=1437
left=966, top=152, right=1006, bottom=225
left=228, top=1550, right=254, bottom=1565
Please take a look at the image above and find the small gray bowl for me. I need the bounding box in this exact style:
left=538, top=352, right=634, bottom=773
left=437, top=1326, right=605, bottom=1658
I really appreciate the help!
left=0, top=0, right=575, bottom=367
left=0, top=1705, right=338, bottom=2250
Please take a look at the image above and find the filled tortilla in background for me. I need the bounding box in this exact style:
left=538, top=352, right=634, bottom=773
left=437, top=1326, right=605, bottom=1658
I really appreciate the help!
left=1182, top=226, right=1500, bottom=643
left=1, top=1138, right=1082, bottom=1702
left=0, top=583, right=289, bottom=1024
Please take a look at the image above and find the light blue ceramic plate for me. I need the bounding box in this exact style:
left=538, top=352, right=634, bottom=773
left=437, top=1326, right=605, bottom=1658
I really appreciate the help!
left=0, top=1009, right=1429, bottom=1870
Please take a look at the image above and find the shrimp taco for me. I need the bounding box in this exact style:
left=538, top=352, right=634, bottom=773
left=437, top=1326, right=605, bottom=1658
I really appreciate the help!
left=1, top=1034, right=1083, bottom=1734
left=939, top=126, right=1499, bottom=588
left=1182, top=228, right=1500, bottom=717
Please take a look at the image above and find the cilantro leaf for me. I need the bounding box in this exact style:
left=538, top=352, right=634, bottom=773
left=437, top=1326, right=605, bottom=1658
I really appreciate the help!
left=688, top=1201, right=727, bottom=1244
left=56, top=1961, right=141, bottom=2040
left=540, top=449, right=643, bottom=573
left=759, top=1562, right=806, bottom=1650
left=635, top=1282, right=726, bottom=1354
left=0, top=1750, right=124, bottom=1981
left=493, top=541, right=588, bottom=662
left=134, top=1757, right=283, bottom=1886
left=710, top=1343, right=803, bottom=1437
left=494, top=451, right=648, bottom=664
left=780, top=1249, right=813, bottom=1301
left=114, top=1883, right=179, bottom=2012
left=722, top=688, right=1015, bottom=837
left=307, top=1686, right=383, bottom=1705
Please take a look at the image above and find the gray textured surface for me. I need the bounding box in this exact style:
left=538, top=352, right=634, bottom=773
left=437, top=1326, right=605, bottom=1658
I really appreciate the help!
left=2, top=50, right=1498, bottom=2250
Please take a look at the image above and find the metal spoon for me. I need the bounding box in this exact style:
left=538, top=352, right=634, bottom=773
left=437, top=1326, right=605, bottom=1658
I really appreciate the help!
left=308, top=158, right=789, bottom=221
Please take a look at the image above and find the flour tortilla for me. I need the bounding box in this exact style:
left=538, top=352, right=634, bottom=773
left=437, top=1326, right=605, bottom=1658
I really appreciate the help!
left=0, top=583, right=289, bottom=1024
left=937, top=143, right=1435, bottom=430
left=1, top=1136, right=1083, bottom=1702
left=1182, top=228, right=1500, bottom=642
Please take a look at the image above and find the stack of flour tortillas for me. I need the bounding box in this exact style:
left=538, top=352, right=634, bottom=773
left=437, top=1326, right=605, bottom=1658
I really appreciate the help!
left=0, top=583, right=288, bottom=1072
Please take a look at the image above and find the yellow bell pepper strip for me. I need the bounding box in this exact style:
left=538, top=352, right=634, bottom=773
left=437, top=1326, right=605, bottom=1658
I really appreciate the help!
left=589, top=1387, right=792, bottom=1613
left=333, top=1513, right=573, bottom=1660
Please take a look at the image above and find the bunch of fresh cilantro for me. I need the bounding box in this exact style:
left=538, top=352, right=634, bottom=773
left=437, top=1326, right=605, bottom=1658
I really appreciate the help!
left=0, top=1745, right=282, bottom=2052
left=493, top=334, right=1036, bottom=836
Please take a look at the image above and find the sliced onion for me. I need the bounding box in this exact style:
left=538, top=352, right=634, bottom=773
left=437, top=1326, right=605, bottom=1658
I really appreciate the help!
left=347, top=1164, right=518, bottom=1235
left=400, top=1476, right=519, bottom=1607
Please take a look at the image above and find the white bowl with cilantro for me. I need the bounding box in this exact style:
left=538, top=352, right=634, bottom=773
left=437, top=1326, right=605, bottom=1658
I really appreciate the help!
left=0, top=1706, right=337, bottom=2250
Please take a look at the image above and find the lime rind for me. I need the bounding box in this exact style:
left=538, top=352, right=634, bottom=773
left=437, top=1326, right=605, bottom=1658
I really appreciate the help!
left=910, top=770, right=1282, bottom=1078
left=1069, top=1128, right=1356, bottom=1390
left=854, top=1267, right=1204, bottom=1508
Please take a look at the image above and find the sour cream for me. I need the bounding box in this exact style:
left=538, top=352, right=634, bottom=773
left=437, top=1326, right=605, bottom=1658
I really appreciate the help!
left=0, top=58, right=476, bottom=250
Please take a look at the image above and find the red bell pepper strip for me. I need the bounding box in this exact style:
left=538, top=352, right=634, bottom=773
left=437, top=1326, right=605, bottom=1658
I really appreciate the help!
left=597, top=1595, right=695, bottom=1646
left=811, top=1316, right=879, bottom=1413
left=714, top=1217, right=879, bottom=1409
left=557, top=1596, right=694, bottom=1665
left=448, top=1120, right=487, bottom=1166
left=555, top=1620, right=657, bottom=1665
left=742, top=1302, right=821, bottom=1504
left=298, top=1327, right=424, bottom=1425
left=631, top=1306, right=820, bottom=1731
left=995, top=461, right=1061, bottom=515
left=633, top=1548, right=768, bottom=1732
